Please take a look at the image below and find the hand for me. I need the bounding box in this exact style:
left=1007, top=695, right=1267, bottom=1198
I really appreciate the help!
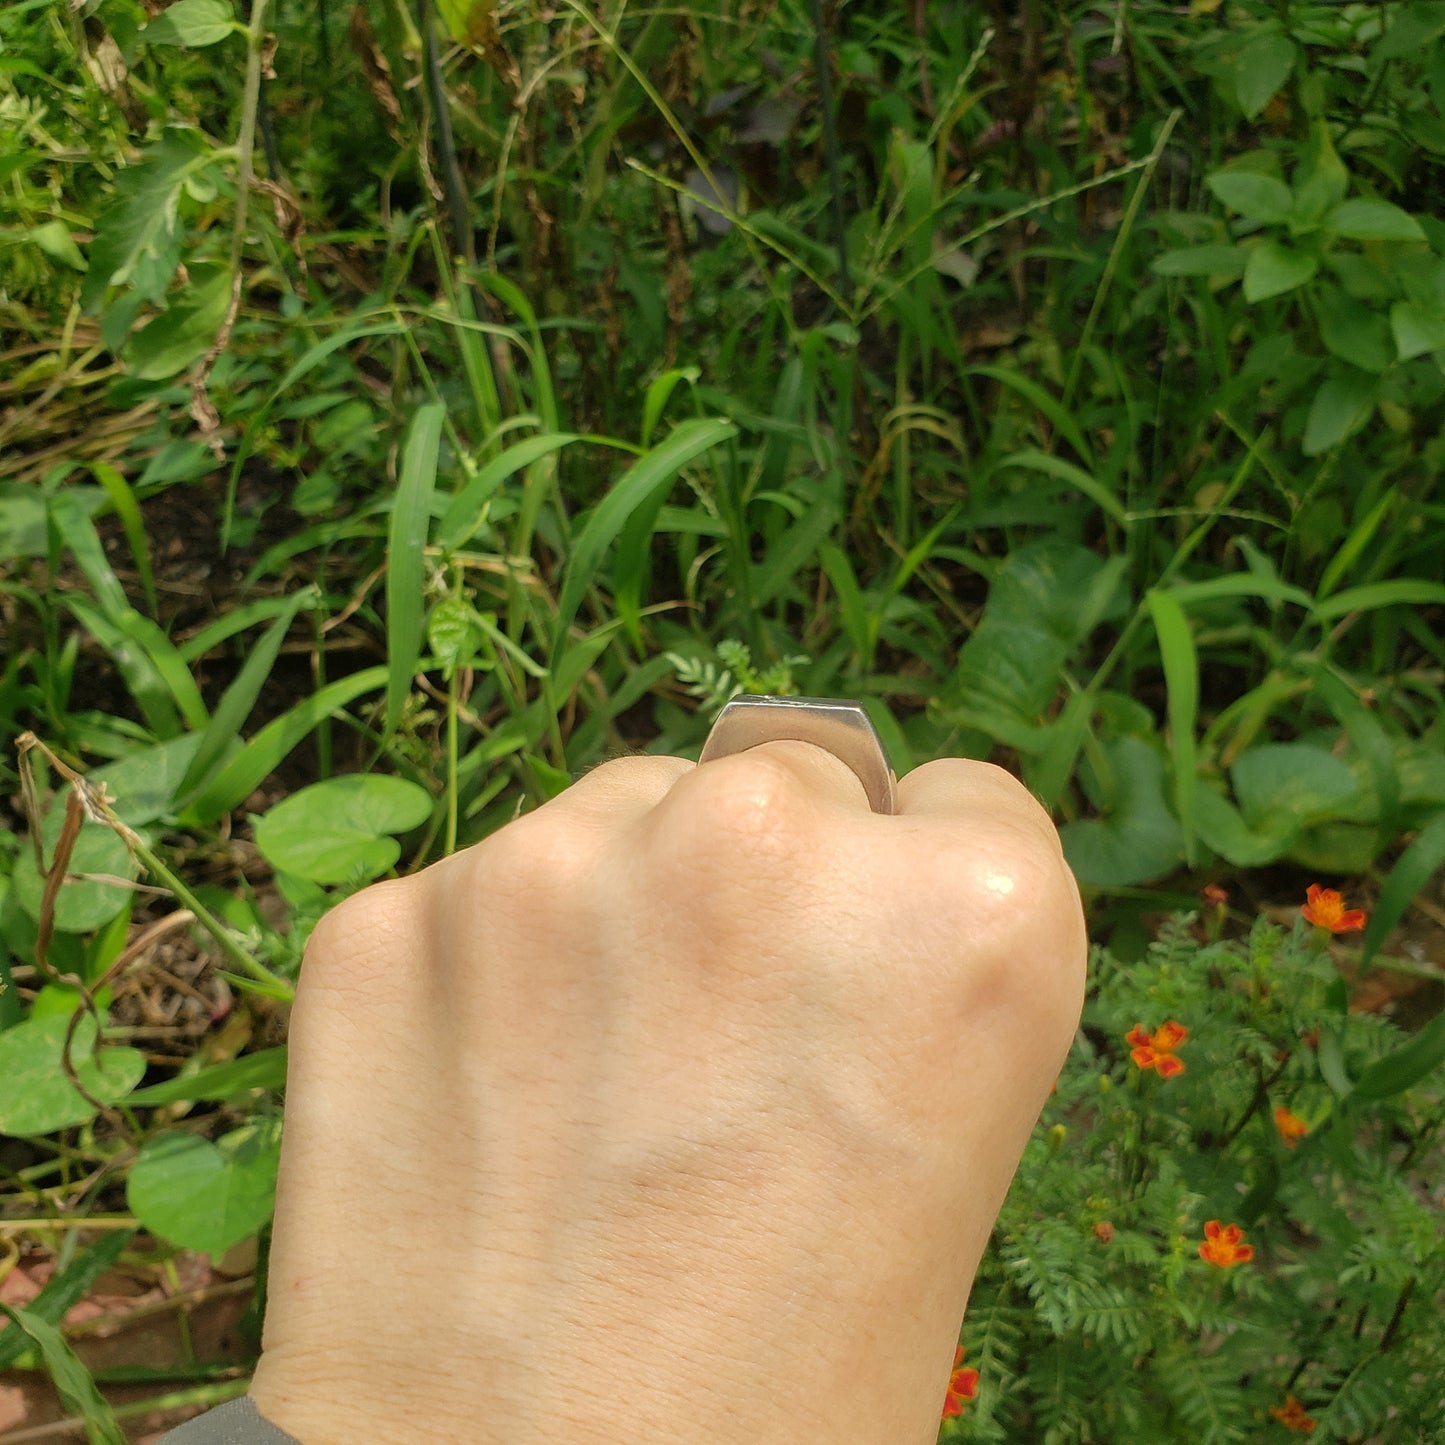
left=248, top=745, right=1086, bottom=1444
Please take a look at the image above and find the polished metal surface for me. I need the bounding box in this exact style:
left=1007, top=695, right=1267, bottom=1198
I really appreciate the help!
left=697, top=695, right=897, bottom=815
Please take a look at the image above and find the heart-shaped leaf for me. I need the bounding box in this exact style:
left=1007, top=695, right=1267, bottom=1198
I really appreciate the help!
left=1060, top=737, right=1186, bottom=887
left=127, top=1120, right=282, bottom=1260
left=253, top=774, right=433, bottom=884
left=0, top=1014, right=145, bottom=1137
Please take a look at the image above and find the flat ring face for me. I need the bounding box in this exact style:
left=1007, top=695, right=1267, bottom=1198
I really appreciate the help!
left=697, top=695, right=898, bottom=815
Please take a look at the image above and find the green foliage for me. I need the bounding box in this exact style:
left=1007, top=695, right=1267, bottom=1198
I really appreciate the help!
left=945, top=912, right=1445, bottom=1444
left=1, top=0, right=1443, bottom=1429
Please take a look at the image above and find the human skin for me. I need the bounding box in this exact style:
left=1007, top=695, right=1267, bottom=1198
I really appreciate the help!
left=248, top=743, right=1087, bottom=1444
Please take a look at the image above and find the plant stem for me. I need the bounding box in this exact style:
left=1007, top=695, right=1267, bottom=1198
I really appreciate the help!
left=230, top=0, right=271, bottom=282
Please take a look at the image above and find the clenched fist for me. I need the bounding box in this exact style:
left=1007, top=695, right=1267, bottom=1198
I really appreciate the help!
left=248, top=744, right=1086, bottom=1444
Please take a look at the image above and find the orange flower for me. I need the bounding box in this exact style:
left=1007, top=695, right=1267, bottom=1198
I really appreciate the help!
left=1127, top=1021, right=1188, bottom=1078
left=941, top=1345, right=979, bottom=1418
left=1301, top=884, right=1367, bottom=934
left=1199, top=1219, right=1254, bottom=1268
left=1273, top=1106, right=1309, bottom=1149
left=1201, top=883, right=1229, bottom=907
left=1093, top=1220, right=1115, bottom=1244
left=1269, top=1394, right=1318, bottom=1433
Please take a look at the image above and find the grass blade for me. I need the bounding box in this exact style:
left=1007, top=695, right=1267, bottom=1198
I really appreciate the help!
left=175, top=586, right=317, bottom=803
left=551, top=417, right=737, bottom=664
left=89, top=463, right=157, bottom=617
left=180, top=666, right=389, bottom=826
left=1314, top=579, right=1445, bottom=622
left=0, top=1228, right=135, bottom=1371
left=0, top=1306, right=126, bottom=1444
left=1146, top=589, right=1200, bottom=866
left=995, top=449, right=1126, bottom=526
left=437, top=432, right=587, bottom=552
left=1361, top=810, right=1445, bottom=966
left=386, top=404, right=446, bottom=740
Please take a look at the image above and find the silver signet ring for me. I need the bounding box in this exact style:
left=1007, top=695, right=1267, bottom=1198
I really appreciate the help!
left=697, top=695, right=898, bottom=815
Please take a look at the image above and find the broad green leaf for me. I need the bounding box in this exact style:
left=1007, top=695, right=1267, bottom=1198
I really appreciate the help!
left=1317, top=290, right=1395, bottom=373
left=0, top=1229, right=135, bottom=1371
left=25, top=219, right=86, bottom=270
left=81, top=128, right=212, bottom=310
left=1293, top=119, right=1350, bottom=221
left=386, top=404, right=445, bottom=739
left=1303, top=369, right=1375, bottom=456
left=1361, top=811, right=1445, bottom=966
left=1231, top=743, right=1362, bottom=833
left=944, top=543, right=1120, bottom=743
left=0, top=1013, right=145, bottom=1137
left=125, top=262, right=232, bottom=379
left=253, top=774, right=432, bottom=884
left=1390, top=300, right=1445, bottom=360
left=142, top=0, right=238, bottom=46
left=1146, top=590, right=1199, bottom=865
left=1194, top=788, right=1294, bottom=866
left=1243, top=242, right=1317, bottom=302
left=89, top=734, right=204, bottom=825
left=1026, top=691, right=1094, bottom=811
left=1325, top=199, right=1426, bottom=242
left=552, top=418, right=737, bottom=662
left=1207, top=171, right=1294, bottom=225
left=127, top=1120, right=282, bottom=1261
left=1060, top=737, right=1185, bottom=887
left=1150, top=245, right=1248, bottom=278
left=1290, top=821, right=1378, bottom=874
left=0, top=1307, right=125, bottom=1445
left=1231, top=32, right=1295, bottom=118
left=128, top=1046, right=287, bottom=1104
left=0, top=481, right=50, bottom=558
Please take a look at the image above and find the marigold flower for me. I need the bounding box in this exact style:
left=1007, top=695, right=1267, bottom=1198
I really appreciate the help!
left=941, top=1345, right=979, bottom=1418
left=1127, top=1021, right=1188, bottom=1078
left=1273, top=1106, right=1309, bottom=1149
left=1199, top=1219, right=1254, bottom=1268
left=1269, top=1394, right=1318, bottom=1432
left=1093, top=1220, right=1114, bottom=1244
left=1301, top=884, right=1367, bottom=934
left=1201, top=883, right=1229, bottom=907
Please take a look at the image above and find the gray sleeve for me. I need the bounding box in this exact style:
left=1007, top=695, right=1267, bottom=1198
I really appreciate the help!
left=154, top=1395, right=303, bottom=1444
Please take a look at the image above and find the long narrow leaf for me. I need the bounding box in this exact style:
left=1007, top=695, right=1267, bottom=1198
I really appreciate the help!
left=1147, top=589, right=1200, bottom=866
left=551, top=418, right=737, bottom=663
left=180, top=666, right=389, bottom=826
left=49, top=491, right=130, bottom=620
left=0, top=1306, right=126, bottom=1444
left=436, top=432, right=584, bottom=551
left=90, top=463, right=157, bottom=618
left=386, top=404, right=446, bottom=739
left=1361, top=811, right=1445, bottom=966
left=175, top=586, right=318, bottom=802
left=0, top=1228, right=135, bottom=1371
left=995, top=449, right=1127, bottom=526
left=1314, top=579, right=1445, bottom=622
left=965, top=365, right=1093, bottom=462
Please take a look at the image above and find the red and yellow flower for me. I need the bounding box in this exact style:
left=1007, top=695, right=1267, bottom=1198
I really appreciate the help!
left=1301, top=884, right=1367, bottom=934
left=1199, top=1219, right=1254, bottom=1268
left=941, top=1346, right=979, bottom=1418
left=1273, top=1106, right=1309, bottom=1149
left=1127, top=1021, right=1188, bottom=1078
left=1269, top=1394, right=1318, bottom=1433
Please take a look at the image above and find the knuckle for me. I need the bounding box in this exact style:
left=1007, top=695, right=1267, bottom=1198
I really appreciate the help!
left=473, top=807, right=595, bottom=907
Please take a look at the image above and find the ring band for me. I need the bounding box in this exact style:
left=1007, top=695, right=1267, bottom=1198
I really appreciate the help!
left=697, top=696, right=897, bottom=815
